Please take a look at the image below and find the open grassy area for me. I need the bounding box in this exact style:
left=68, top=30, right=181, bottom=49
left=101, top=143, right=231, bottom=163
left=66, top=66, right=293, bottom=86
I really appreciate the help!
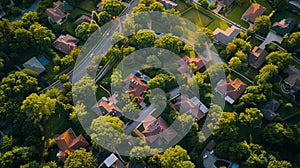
left=181, top=7, right=230, bottom=31
left=226, top=2, right=251, bottom=28
left=76, top=0, right=97, bottom=12
left=43, top=110, right=71, bottom=139
left=175, top=0, right=190, bottom=12
left=182, top=8, right=213, bottom=28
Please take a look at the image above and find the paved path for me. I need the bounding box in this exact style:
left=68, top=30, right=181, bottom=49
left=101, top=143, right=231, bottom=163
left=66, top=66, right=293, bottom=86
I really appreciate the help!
left=259, top=31, right=283, bottom=49
left=202, top=150, right=217, bottom=168
left=124, top=104, right=156, bottom=135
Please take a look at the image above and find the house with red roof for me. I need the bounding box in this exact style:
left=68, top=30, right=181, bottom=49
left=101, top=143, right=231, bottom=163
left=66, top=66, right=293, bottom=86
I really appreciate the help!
left=174, top=95, right=208, bottom=121
left=55, top=128, right=90, bottom=161
left=45, top=1, right=67, bottom=25
left=177, top=56, right=209, bottom=74
left=215, top=78, right=247, bottom=104
left=92, top=93, right=123, bottom=117
left=52, top=34, right=79, bottom=55
left=241, top=3, right=266, bottom=24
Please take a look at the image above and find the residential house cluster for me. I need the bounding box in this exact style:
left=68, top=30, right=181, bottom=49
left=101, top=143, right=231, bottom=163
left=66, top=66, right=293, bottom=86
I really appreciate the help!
left=52, top=34, right=79, bottom=55
left=46, top=1, right=70, bottom=25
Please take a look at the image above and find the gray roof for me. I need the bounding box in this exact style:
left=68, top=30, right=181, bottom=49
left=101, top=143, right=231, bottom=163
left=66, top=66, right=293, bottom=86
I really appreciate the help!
left=271, top=18, right=297, bottom=36
left=213, top=26, right=241, bottom=45
left=23, top=57, right=46, bottom=74
left=259, top=99, right=280, bottom=121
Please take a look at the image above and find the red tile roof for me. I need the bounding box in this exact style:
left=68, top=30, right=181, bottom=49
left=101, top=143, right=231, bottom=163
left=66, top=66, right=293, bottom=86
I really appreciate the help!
left=142, top=116, right=177, bottom=144
left=52, top=34, right=79, bottom=54
left=124, top=74, right=148, bottom=98
left=215, top=78, right=247, bottom=104
left=45, top=1, right=66, bottom=24
left=55, top=128, right=89, bottom=161
left=176, top=56, right=209, bottom=74
left=242, top=3, right=266, bottom=23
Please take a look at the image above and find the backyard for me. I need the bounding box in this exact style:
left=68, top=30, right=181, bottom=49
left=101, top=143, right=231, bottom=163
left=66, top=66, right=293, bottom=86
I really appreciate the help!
left=182, top=7, right=230, bottom=31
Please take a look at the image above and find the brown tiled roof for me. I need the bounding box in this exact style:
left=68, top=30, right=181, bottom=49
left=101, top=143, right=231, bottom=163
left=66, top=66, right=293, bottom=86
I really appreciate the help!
left=174, top=95, right=206, bottom=121
left=177, top=56, right=209, bottom=74
left=45, top=1, right=66, bottom=24
left=75, top=15, right=92, bottom=24
left=96, top=98, right=122, bottom=116
left=55, top=128, right=89, bottom=158
left=242, top=3, right=266, bottom=23
left=52, top=34, right=79, bottom=54
left=216, top=78, right=247, bottom=103
left=124, top=74, right=148, bottom=98
left=248, top=46, right=268, bottom=69
left=284, top=65, right=300, bottom=90
left=142, top=116, right=177, bottom=144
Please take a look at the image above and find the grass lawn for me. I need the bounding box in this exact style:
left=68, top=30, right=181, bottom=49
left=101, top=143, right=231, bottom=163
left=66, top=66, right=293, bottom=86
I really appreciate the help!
left=96, top=86, right=110, bottom=100
left=175, top=0, right=190, bottom=12
left=228, top=71, right=253, bottom=86
left=43, top=111, right=71, bottom=139
left=242, top=66, right=259, bottom=80
left=271, top=10, right=300, bottom=26
left=76, top=0, right=96, bottom=12
left=274, top=95, right=300, bottom=119
left=226, top=2, right=251, bottom=28
left=42, top=57, right=57, bottom=84
left=249, top=36, right=262, bottom=47
left=182, top=8, right=213, bottom=28
left=181, top=7, right=230, bottom=31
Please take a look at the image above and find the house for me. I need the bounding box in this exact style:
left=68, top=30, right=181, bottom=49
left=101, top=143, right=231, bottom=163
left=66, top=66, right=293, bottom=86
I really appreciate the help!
left=259, top=99, right=280, bottom=121
left=177, top=56, right=209, bottom=74
left=288, top=0, right=300, bottom=14
left=213, top=26, right=240, bottom=45
left=159, top=0, right=177, bottom=9
left=46, top=1, right=67, bottom=25
left=283, top=65, right=300, bottom=92
left=97, top=0, right=106, bottom=12
left=215, top=78, right=247, bottom=104
left=141, top=115, right=177, bottom=145
left=23, top=57, right=46, bottom=74
left=123, top=71, right=149, bottom=107
left=92, top=94, right=122, bottom=117
left=75, top=15, right=92, bottom=24
left=241, top=3, right=266, bottom=24
left=55, top=128, right=90, bottom=161
left=248, top=46, right=268, bottom=69
left=174, top=95, right=208, bottom=121
left=101, top=153, right=126, bottom=168
left=271, top=18, right=297, bottom=36
left=52, top=34, right=79, bottom=54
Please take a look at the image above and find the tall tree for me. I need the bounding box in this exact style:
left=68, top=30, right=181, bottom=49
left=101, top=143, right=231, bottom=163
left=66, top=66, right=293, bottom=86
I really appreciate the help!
left=265, top=51, right=293, bottom=71
left=102, top=0, right=124, bottom=17
left=64, top=148, right=98, bottom=168
left=21, top=93, right=57, bottom=124
left=263, top=123, right=294, bottom=147
left=129, top=30, right=156, bottom=49
left=155, top=34, right=183, bottom=54
left=283, top=32, right=300, bottom=52
left=253, top=16, right=271, bottom=37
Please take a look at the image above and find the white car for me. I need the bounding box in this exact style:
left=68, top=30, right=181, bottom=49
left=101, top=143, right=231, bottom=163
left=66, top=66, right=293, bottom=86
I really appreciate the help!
left=210, top=150, right=214, bottom=154
left=203, top=154, right=208, bottom=159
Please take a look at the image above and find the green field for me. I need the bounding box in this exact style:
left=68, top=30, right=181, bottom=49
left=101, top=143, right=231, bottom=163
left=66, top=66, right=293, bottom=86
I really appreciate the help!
left=226, top=3, right=251, bottom=28
left=182, top=7, right=230, bottom=31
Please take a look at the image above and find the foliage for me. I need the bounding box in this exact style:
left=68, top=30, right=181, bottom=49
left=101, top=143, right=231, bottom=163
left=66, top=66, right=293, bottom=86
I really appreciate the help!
left=253, top=16, right=271, bottom=37
left=64, top=148, right=98, bottom=168
left=265, top=51, right=292, bottom=71
left=102, top=0, right=124, bottom=17
left=155, top=34, right=183, bottom=54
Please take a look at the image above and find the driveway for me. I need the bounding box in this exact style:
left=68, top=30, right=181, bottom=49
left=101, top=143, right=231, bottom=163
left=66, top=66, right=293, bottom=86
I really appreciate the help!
left=259, top=31, right=283, bottom=49
left=202, top=150, right=217, bottom=168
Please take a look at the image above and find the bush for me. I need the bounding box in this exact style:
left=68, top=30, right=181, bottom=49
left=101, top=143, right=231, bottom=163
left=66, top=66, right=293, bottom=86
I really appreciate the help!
left=208, top=3, right=217, bottom=10
left=6, top=7, right=22, bottom=17
left=284, top=103, right=293, bottom=108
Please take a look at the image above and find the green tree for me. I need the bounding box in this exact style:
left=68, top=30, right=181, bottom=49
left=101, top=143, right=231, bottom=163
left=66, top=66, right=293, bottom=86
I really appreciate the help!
left=255, top=64, right=278, bottom=84
left=239, top=108, right=263, bottom=128
left=267, top=160, right=292, bottom=168
left=21, top=11, right=39, bottom=29
left=253, top=16, right=271, bottom=37
left=155, top=145, right=195, bottom=168
left=212, top=112, right=239, bottom=141
left=97, top=11, right=113, bottom=26
left=155, top=34, right=183, bottom=54
left=263, top=123, right=294, bottom=147
left=29, top=23, right=56, bottom=51
left=14, top=28, right=33, bottom=52
left=265, top=51, right=292, bottom=71
left=21, top=93, right=57, bottom=124
left=102, top=0, right=124, bottom=17
left=90, top=116, right=125, bottom=151
left=72, top=76, right=98, bottom=103
left=75, top=22, right=99, bottom=41
left=129, top=30, right=156, bottom=49
left=235, top=50, right=247, bottom=62
left=64, top=148, right=97, bottom=168
left=145, top=55, right=161, bottom=68
left=283, top=32, right=300, bottom=52
left=229, top=57, right=242, bottom=70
